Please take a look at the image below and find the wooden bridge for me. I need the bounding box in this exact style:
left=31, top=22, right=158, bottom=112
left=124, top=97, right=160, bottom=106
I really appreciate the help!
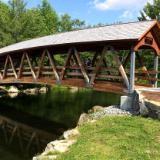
left=0, top=20, right=160, bottom=94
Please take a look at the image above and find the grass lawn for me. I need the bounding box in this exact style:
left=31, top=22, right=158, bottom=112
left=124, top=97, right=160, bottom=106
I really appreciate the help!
left=58, top=116, right=160, bottom=160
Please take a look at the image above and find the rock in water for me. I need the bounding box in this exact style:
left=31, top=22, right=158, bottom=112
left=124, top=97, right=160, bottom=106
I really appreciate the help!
left=39, top=87, right=48, bottom=93
left=23, top=88, right=39, bottom=95
left=8, top=86, right=19, bottom=93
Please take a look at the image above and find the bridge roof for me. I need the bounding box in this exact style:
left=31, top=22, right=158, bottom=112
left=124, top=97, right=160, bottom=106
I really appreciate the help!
left=0, top=20, right=159, bottom=55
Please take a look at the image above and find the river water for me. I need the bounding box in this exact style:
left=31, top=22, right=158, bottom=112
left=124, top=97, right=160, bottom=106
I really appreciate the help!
left=0, top=86, right=120, bottom=160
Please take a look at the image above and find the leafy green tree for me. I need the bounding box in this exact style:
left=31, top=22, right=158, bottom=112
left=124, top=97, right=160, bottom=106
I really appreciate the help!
left=72, top=19, right=85, bottom=30
left=39, top=0, right=59, bottom=34
left=0, top=0, right=86, bottom=48
left=59, top=14, right=73, bottom=32
left=59, top=14, right=85, bottom=32
left=8, top=0, right=27, bottom=43
left=138, top=0, right=160, bottom=21
left=22, top=8, right=48, bottom=39
left=0, top=1, right=12, bottom=47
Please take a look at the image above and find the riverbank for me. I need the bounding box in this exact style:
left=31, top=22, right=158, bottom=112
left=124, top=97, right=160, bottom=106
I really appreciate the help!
left=34, top=104, right=160, bottom=160
left=49, top=116, right=160, bottom=160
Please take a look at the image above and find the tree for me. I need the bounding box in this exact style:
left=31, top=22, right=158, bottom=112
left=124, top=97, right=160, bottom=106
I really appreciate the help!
left=39, top=0, right=59, bottom=34
left=0, top=0, right=86, bottom=47
left=138, top=0, right=160, bottom=21
left=72, top=19, right=85, bottom=30
left=59, top=14, right=73, bottom=32
left=8, top=0, right=27, bottom=43
left=59, top=14, right=85, bottom=32
left=22, top=8, right=48, bottom=39
left=0, top=1, right=12, bottom=47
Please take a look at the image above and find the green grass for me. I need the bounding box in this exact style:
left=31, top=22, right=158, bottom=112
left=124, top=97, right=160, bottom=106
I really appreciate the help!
left=58, top=116, right=160, bottom=160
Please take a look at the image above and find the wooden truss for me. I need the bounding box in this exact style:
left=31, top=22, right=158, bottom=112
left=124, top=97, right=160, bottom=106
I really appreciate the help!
left=0, top=45, right=158, bottom=94
left=60, top=47, right=90, bottom=85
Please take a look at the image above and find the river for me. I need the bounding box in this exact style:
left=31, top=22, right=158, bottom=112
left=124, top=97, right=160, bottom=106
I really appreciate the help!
left=0, top=86, right=121, bottom=160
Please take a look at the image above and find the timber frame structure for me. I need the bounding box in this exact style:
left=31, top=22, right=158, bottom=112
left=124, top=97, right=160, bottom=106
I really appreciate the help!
left=0, top=20, right=159, bottom=94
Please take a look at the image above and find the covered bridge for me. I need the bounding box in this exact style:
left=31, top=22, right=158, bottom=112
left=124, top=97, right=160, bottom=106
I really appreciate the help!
left=0, top=20, right=159, bottom=94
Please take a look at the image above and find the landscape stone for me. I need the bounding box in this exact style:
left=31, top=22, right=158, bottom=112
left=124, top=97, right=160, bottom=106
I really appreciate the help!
left=8, top=86, right=19, bottom=93
left=63, top=128, right=79, bottom=139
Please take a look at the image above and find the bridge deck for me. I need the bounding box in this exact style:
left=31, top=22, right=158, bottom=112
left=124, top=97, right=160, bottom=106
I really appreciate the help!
left=137, top=88, right=160, bottom=104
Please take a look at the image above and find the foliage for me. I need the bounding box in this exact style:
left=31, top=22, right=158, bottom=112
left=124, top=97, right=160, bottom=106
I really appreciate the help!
left=0, top=1, right=13, bottom=47
left=39, top=0, right=59, bottom=34
left=59, top=14, right=85, bottom=32
left=138, top=0, right=160, bottom=21
left=58, top=116, right=160, bottom=160
left=0, top=0, right=85, bottom=48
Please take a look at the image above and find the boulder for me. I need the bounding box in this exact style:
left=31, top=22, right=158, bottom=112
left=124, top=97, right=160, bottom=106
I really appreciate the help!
left=69, top=87, right=79, bottom=93
left=45, top=139, right=76, bottom=154
left=8, top=86, right=19, bottom=93
left=23, top=88, right=39, bottom=95
left=0, top=86, right=8, bottom=94
left=77, top=113, right=91, bottom=126
left=8, top=92, right=18, bottom=98
left=39, top=87, right=48, bottom=93
left=63, top=128, right=79, bottom=140
left=33, top=155, right=57, bottom=160
left=88, top=105, right=104, bottom=113
left=139, top=98, right=149, bottom=116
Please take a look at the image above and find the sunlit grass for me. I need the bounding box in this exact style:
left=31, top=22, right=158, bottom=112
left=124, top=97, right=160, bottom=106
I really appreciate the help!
left=58, top=116, right=160, bottom=160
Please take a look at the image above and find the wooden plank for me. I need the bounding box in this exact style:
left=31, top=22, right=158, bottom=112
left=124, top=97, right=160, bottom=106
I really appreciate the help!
left=37, top=50, right=46, bottom=79
left=2, top=55, right=9, bottom=79
left=90, top=46, right=109, bottom=86
left=8, top=55, right=18, bottom=79
left=0, top=72, right=3, bottom=80
left=17, top=128, right=23, bottom=151
left=113, top=54, right=130, bottom=89
left=67, top=72, right=83, bottom=77
left=26, top=132, right=36, bottom=152
left=73, top=48, right=90, bottom=84
left=41, top=71, right=54, bottom=75
left=60, top=48, right=72, bottom=81
left=8, top=126, right=17, bottom=145
left=46, top=50, right=60, bottom=82
left=96, top=74, right=123, bottom=80
left=1, top=121, right=8, bottom=144
left=25, top=52, right=37, bottom=80
left=136, top=76, right=157, bottom=81
left=18, top=53, right=25, bottom=79
left=92, top=51, right=99, bottom=66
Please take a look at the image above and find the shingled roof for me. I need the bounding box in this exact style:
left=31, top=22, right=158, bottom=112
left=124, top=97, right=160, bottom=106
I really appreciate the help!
left=0, top=20, right=158, bottom=54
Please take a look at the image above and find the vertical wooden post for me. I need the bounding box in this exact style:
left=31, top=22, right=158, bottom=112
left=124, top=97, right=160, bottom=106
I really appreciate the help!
left=154, top=55, right=159, bottom=88
left=129, top=46, right=136, bottom=93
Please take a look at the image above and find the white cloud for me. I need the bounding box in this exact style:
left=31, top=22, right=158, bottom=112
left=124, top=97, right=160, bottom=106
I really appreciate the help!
left=92, top=0, right=153, bottom=11
left=120, top=10, right=134, bottom=19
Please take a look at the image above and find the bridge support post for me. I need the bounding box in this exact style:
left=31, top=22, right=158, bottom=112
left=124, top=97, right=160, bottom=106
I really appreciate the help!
left=154, top=55, right=159, bottom=88
left=129, top=46, right=136, bottom=93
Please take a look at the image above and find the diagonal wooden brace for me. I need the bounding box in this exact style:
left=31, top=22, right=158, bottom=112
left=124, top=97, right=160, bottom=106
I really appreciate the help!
left=113, top=54, right=130, bottom=90
left=73, top=47, right=90, bottom=85
left=46, top=49, right=60, bottom=83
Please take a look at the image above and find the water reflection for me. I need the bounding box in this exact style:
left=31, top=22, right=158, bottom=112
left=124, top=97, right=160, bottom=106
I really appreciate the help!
left=0, top=86, right=121, bottom=159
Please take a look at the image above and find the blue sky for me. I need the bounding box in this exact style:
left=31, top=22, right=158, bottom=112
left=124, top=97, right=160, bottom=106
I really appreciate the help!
left=3, top=0, right=153, bottom=25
